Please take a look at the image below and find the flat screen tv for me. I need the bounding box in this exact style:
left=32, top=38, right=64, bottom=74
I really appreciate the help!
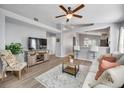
left=28, top=37, right=47, bottom=50
left=41, top=39, right=47, bottom=46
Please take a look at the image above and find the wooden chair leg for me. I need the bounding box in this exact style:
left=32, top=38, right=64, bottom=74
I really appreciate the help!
left=0, top=77, right=3, bottom=81
left=18, top=70, right=21, bottom=80
left=0, top=72, right=6, bottom=81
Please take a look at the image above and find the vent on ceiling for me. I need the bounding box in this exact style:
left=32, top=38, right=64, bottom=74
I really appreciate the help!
left=34, top=17, right=39, bottom=21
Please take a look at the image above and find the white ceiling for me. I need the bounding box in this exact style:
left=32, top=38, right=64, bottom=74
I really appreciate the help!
left=0, top=4, right=124, bottom=27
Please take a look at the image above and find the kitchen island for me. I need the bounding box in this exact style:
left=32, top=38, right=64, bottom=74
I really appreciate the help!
left=76, top=46, right=110, bottom=61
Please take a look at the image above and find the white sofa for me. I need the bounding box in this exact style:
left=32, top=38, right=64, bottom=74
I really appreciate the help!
left=82, top=53, right=124, bottom=88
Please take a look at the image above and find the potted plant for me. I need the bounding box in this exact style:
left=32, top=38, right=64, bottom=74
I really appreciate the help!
left=5, top=43, right=23, bottom=61
left=5, top=43, right=23, bottom=55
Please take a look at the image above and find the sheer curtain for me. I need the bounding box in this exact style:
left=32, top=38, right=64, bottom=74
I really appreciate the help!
left=118, top=27, right=124, bottom=53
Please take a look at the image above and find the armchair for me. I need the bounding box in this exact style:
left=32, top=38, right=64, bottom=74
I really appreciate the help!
left=0, top=50, right=27, bottom=80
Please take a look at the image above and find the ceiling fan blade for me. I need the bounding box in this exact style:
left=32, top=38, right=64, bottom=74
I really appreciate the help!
left=55, top=15, right=66, bottom=18
left=72, top=23, right=94, bottom=27
left=59, top=5, right=68, bottom=14
left=73, top=14, right=83, bottom=18
left=72, top=4, right=85, bottom=13
left=66, top=19, right=69, bottom=22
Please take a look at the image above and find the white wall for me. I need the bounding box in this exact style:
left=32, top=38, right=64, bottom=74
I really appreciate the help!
left=0, top=14, right=5, bottom=69
left=55, top=33, right=62, bottom=57
left=47, top=37, right=56, bottom=55
left=55, top=24, right=63, bottom=57
left=55, top=24, right=74, bottom=57
left=55, top=32, right=74, bottom=57
left=5, top=19, right=46, bottom=50
left=0, top=14, right=5, bottom=50
left=121, top=21, right=124, bottom=27
left=0, top=8, right=60, bottom=33
left=109, top=23, right=121, bottom=53
left=61, top=32, right=73, bottom=57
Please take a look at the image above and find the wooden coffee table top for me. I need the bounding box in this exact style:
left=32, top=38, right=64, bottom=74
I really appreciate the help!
left=63, top=60, right=81, bottom=66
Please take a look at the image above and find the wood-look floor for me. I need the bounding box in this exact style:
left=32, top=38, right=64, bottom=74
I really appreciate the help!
left=0, top=56, right=91, bottom=88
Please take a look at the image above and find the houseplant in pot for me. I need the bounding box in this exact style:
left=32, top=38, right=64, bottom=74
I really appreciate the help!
left=5, top=43, right=23, bottom=61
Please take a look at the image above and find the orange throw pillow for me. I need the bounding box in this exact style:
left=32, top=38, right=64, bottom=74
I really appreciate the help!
left=101, top=56, right=117, bottom=63
left=95, top=60, right=120, bottom=80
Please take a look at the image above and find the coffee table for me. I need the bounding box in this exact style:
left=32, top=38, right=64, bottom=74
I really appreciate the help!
left=62, top=60, right=80, bottom=77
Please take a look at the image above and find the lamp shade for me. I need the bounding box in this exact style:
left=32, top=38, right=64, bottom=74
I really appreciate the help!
left=74, top=45, right=80, bottom=51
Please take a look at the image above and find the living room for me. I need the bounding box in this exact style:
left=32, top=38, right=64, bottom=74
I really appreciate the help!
left=0, top=2, right=124, bottom=89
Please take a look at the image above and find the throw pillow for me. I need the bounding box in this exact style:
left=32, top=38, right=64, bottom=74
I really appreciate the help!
left=117, top=55, right=124, bottom=65
left=101, top=56, right=117, bottom=63
left=95, top=60, right=119, bottom=80
left=5, top=55, right=17, bottom=67
left=98, top=54, right=113, bottom=63
left=0, top=50, right=18, bottom=68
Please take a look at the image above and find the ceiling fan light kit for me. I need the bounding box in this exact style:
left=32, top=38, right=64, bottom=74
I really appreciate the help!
left=66, top=14, right=73, bottom=19
left=55, top=4, right=85, bottom=22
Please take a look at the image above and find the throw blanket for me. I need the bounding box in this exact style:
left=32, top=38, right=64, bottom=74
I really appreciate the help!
left=90, top=65, right=124, bottom=88
left=95, top=60, right=119, bottom=80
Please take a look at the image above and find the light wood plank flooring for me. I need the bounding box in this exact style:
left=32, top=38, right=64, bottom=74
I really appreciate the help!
left=0, top=56, right=91, bottom=88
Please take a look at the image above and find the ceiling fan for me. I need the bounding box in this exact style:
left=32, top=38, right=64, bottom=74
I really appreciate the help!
left=55, top=4, right=85, bottom=22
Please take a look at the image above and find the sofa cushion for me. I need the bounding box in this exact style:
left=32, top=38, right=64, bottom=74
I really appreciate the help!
left=93, top=84, right=110, bottom=88
left=99, top=65, right=124, bottom=88
left=89, top=60, right=99, bottom=73
left=88, top=71, right=114, bottom=88
left=6, top=62, right=27, bottom=71
left=89, top=63, right=98, bottom=73
left=82, top=72, right=97, bottom=88
left=112, top=53, right=124, bottom=60
left=117, top=55, right=124, bottom=65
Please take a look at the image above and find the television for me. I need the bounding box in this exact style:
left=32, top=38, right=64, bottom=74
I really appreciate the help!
left=41, top=39, right=47, bottom=46
left=28, top=37, right=47, bottom=50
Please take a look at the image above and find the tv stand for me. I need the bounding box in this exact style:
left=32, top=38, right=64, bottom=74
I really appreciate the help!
left=25, top=50, right=49, bottom=67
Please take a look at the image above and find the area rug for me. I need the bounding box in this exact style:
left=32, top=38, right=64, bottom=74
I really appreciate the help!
left=35, top=64, right=89, bottom=88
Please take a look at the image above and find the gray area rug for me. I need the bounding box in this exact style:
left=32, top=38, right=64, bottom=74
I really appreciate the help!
left=35, top=64, right=89, bottom=88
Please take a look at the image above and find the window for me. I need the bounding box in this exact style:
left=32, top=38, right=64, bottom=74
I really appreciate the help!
left=83, top=38, right=97, bottom=47
left=119, top=27, right=124, bottom=53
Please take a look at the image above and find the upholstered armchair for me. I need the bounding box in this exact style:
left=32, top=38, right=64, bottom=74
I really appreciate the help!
left=0, top=50, right=27, bottom=80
